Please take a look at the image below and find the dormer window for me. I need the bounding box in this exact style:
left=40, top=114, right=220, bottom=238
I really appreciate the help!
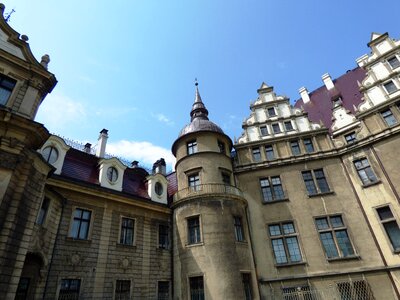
left=42, top=146, right=59, bottom=164
left=332, top=96, right=342, bottom=108
left=384, top=80, right=398, bottom=94
left=0, top=75, right=16, bottom=105
left=388, top=56, right=400, bottom=69
left=187, top=140, right=198, bottom=155
left=267, top=107, right=277, bottom=117
left=106, top=167, right=118, bottom=183
left=155, top=181, right=163, bottom=196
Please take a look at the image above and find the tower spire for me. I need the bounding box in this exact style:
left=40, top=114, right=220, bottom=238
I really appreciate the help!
left=190, top=79, right=209, bottom=121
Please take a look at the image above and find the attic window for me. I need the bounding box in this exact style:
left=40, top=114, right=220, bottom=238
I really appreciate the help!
left=388, top=56, right=400, bottom=69
left=332, top=97, right=342, bottom=108
left=107, top=167, right=118, bottom=183
left=42, top=146, right=59, bottom=164
left=267, top=107, right=277, bottom=117
left=155, top=182, right=163, bottom=196
left=0, top=75, right=16, bottom=105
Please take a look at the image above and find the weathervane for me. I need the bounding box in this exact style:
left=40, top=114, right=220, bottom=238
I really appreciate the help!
left=5, top=8, right=15, bottom=23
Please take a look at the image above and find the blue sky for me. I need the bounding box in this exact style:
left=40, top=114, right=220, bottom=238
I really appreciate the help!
left=3, top=0, right=400, bottom=170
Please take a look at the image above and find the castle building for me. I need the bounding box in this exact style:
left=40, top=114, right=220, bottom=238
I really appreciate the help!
left=1, top=3, right=400, bottom=299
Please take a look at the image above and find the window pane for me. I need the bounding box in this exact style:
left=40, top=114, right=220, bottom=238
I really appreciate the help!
left=190, top=277, right=204, bottom=300
left=268, top=107, right=276, bottom=116
left=315, top=218, right=329, bottom=230
left=377, top=206, right=394, bottom=220
left=330, top=216, right=344, bottom=228
left=252, top=148, right=261, bottom=161
left=269, top=225, right=281, bottom=236
left=382, top=109, right=397, bottom=126
left=384, top=81, right=397, bottom=94
left=158, top=281, right=170, bottom=300
left=284, top=121, right=293, bottom=131
left=70, top=220, right=80, bottom=238
left=272, top=238, right=288, bottom=263
left=242, top=273, right=252, bottom=300
left=282, top=223, right=295, bottom=234
left=78, top=221, right=89, bottom=239
left=291, top=141, right=301, bottom=155
left=384, top=221, right=400, bottom=250
left=315, top=169, right=329, bottom=193
left=335, top=230, right=354, bottom=257
left=304, top=138, right=314, bottom=153
left=265, top=145, right=275, bottom=160
left=260, top=126, right=268, bottom=136
left=286, top=237, right=301, bottom=262
left=302, top=171, right=317, bottom=195
left=388, top=56, right=400, bottom=69
left=320, top=232, right=339, bottom=258
left=272, top=123, right=281, bottom=133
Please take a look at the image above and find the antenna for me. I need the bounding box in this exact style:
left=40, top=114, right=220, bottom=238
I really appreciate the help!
left=5, top=8, right=15, bottom=23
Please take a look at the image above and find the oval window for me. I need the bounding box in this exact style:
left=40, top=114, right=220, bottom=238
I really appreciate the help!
left=155, top=182, right=163, bottom=196
left=107, top=167, right=118, bottom=183
left=42, top=146, right=59, bottom=164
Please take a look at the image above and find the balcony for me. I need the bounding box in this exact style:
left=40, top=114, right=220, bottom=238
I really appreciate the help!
left=173, top=183, right=244, bottom=202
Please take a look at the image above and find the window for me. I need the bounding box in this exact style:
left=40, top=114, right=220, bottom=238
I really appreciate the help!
left=70, top=208, right=91, bottom=239
left=302, top=169, right=330, bottom=195
left=272, top=123, right=281, bottom=134
left=222, top=172, right=231, bottom=185
left=336, top=280, right=374, bottom=300
left=120, top=217, right=135, bottom=245
left=383, top=80, right=398, bottom=94
left=15, top=277, right=30, bottom=300
left=388, top=56, right=400, bottom=69
left=115, top=280, right=130, bottom=300
left=187, top=140, right=198, bottom=155
left=42, top=146, right=59, bottom=164
left=284, top=121, right=294, bottom=131
left=0, top=75, right=16, bottom=105
left=234, top=216, right=245, bottom=242
left=187, top=216, right=201, bottom=245
left=188, top=173, right=201, bottom=191
left=381, top=109, right=397, bottom=126
left=377, top=206, right=400, bottom=251
left=267, top=107, right=277, bottom=117
left=107, top=166, right=118, bottom=183
left=260, top=125, right=268, bottom=136
left=315, top=215, right=355, bottom=259
left=332, top=96, right=342, bottom=108
left=242, top=273, right=253, bottom=300
left=260, top=176, right=285, bottom=202
left=268, top=222, right=302, bottom=264
left=282, top=285, right=314, bottom=300
left=159, top=224, right=170, bottom=249
left=59, top=279, right=80, bottom=300
left=155, top=182, right=163, bottom=196
left=303, top=138, right=314, bottom=153
left=290, top=140, right=301, bottom=156
left=157, top=281, right=170, bottom=300
left=354, top=158, right=378, bottom=185
left=189, top=276, right=204, bottom=300
left=252, top=147, right=261, bottom=162
left=265, top=145, right=275, bottom=160
left=217, top=140, right=225, bottom=154
left=37, top=197, right=50, bottom=225
left=345, top=132, right=356, bottom=144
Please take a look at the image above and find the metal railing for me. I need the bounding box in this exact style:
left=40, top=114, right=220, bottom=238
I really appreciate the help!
left=174, top=183, right=243, bottom=201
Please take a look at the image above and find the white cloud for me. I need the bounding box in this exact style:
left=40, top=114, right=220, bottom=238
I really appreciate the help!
left=152, top=113, right=174, bottom=126
left=36, top=92, right=87, bottom=132
left=106, top=140, right=176, bottom=171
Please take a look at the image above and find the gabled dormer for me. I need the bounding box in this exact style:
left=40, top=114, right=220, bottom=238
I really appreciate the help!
left=39, top=135, right=70, bottom=175
left=0, top=4, right=57, bottom=120
left=98, top=157, right=126, bottom=192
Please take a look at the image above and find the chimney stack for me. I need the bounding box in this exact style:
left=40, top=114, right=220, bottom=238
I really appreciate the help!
left=152, top=158, right=166, bottom=175
left=322, top=73, right=335, bottom=90
left=96, top=129, right=108, bottom=158
left=299, top=87, right=310, bottom=104
left=84, top=143, right=92, bottom=154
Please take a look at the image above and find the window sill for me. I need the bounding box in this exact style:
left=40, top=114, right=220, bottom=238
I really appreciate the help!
left=186, top=242, right=204, bottom=248
left=327, top=255, right=360, bottom=262
left=308, top=191, right=335, bottom=198
left=361, top=180, right=381, bottom=188
left=116, top=242, right=137, bottom=248
left=235, top=240, right=248, bottom=245
left=66, top=237, right=91, bottom=243
left=157, top=246, right=171, bottom=251
left=275, top=261, right=307, bottom=268
left=262, top=198, right=289, bottom=205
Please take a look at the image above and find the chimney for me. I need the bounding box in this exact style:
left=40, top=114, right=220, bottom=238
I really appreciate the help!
left=322, top=73, right=335, bottom=90
left=153, top=158, right=166, bottom=175
left=84, top=143, right=92, bottom=154
left=96, top=129, right=108, bottom=158
left=131, top=161, right=139, bottom=168
left=299, top=87, right=310, bottom=104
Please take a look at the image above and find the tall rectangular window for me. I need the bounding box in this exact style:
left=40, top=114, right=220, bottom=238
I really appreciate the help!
left=222, top=172, right=231, bottom=185
left=388, top=56, right=400, bottom=69
left=0, top=75, right=16, bottom=105
left=188, top=173, right=201, bottom=191
left=345, top=132, right=356, bottom=144
left=70, top=208, right=91, bottom=240
left=252, top=147, right=261, bottom=162
left=217, top=140, right=225, bottom=154
left=315, top=215, right=355, bottom=259
left=189, top=276, right=204, bottom=300
left=157, top=281, right=170, bottom=300
left=267, top=107, right=277, bottom=117
left=268, top=222, right=302, bottom=264
left=260, top=176, right=285, bottom=202
left=302, top=169, right=330, bottom=195
left=260, top=125, right=268, bottom=136
left=159, top=224, right=170, bottom=249
left=15, top=277, right=30, bottom=300
left=120, top=217, right=135, bottom=245
left=284, top=121, right=294, bottom=131
left=242, top=273, right=253, bottom=300
left=115, top=280, right=130, bottom=300
left=354, top=158, right=377, bottom=185
left=384, top=80, right=398, bottom=94
left=265, top=145, right=275, bottom=160
left=59, top=279, right=80, bottom=300
left=187, top=140, right=198, bottom=155
left=37, top=197, right=50, bottom=225
left=381, top=109, right=397, bottom=126
left=337, top=280, right=374, bottom=300
left=377, top=206, right=400, bottom=251
left=272, top=123, right=281, bottom=134
left=303, top=138, right=314, bottom=153
left=188, top=216, right=201, bottom=245
left=290, top=140, right=301, bottom=156
left=234, top=216, right=245, bottom=242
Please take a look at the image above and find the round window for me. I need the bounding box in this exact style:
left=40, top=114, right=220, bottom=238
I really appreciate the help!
left=155, top=182, right=163, bottom=196
left=107, top=167, right=118, bottom=183
left=42, top=146, right=59, bottom=164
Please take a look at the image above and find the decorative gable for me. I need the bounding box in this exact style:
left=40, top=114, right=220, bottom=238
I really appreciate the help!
left=98, top=157, right=126, bottom=192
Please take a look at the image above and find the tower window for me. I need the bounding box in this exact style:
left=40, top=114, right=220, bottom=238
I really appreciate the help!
left=188, top=173, right=201, bottom=191
left=187, top=140, right=198, bottom=155
left=217, top=140, right=225, bottom=154
left=187, top=216, right=201, bottom=245
left=234, top=216, right=245, bottom=242
left=189, top=276, right=204, bottom=300
left=377, top=206, right=400, bottom=251
left=0, top=75, right=16, bottom=105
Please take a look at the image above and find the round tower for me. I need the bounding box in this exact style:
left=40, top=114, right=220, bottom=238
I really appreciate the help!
left=172, top=83, right=257, bottom=299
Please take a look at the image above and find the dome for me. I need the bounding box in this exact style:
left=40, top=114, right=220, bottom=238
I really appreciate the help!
left=178, top=118, right=224, bottom=138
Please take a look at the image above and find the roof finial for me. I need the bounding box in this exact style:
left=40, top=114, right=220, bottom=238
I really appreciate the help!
left=190, top=79, right=209, bottom=121
left=195, top=78, right=198, bottom=87
left=4, top=8, right=15, bottom=23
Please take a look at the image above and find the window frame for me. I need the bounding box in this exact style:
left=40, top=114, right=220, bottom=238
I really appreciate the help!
left=241, top=273, right=253, bottom=300
left=383, top=80, right=398, bottom=94
left=345, top=131, right=356, bottom=144
left=290, top=140, right=301, bottom=156
left=187, top=215, right=202, bottom=245
left=187, top=140, right=198, bottom=155
left=37, top=197, right=50, bottom=226
left=217, top=140, right=226, bottom=154
left=267, top=107, right=277, bottom=117
left=158, top=224, right=170, bottom=250
left=188, top=172, right=201, bottom=192
left=0, top=74, right=16, bottom=106
left=303, top=138, right=314, bottom=153
left=376, top=205, right=400, bottom=252
left=58, top=278, right=81, bottom=300
left=381, top=108, right=397, bottom=126
left=353, top=158, right=378, bottom=186
left=272, top=123, right=281, bottom=134
left=119, top=216, right=136, bottom=246
left=114, top=279, right=131, bottom=300
left=259, top=176, right=286, bottom=203
left=314, top=215, right=356, bottom=260
left=302, top=169, right=331, bottom=196
left=252, top=147, right=261, bottom=162
left=388, top=56, right=400, bottom=70
left=284, top=121, right=294, bottom=131
left=188, top=275, right=205, bottom=300
left=234, top=216, right=245, bottom=242
left=265, top=144, right=275, bottom=161
left=69, top=207, right=92, bottom=240
left=221, top=172, right=231, bottom=186
left=259, top=125, right=268, bottom=136
left=268, top=221, right=303, bottom=265
left=157, top=281, right=170, bottom=300
left=42, top=145, right=59, bottom=165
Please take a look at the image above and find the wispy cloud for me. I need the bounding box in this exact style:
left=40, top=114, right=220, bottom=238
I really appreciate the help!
left=107, top=140, right=176, bottom=171
left=152, top=113, right=174, bottom=126
left=78, top=75, right=96, bottom=85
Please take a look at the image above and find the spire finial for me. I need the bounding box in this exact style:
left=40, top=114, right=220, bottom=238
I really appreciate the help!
left=195, top=78, right=198, bottom=87
left=190, top=79, right=209, bottom=121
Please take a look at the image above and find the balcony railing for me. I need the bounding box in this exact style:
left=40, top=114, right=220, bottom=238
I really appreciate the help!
left=174, top=183, right=243, bottom=202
